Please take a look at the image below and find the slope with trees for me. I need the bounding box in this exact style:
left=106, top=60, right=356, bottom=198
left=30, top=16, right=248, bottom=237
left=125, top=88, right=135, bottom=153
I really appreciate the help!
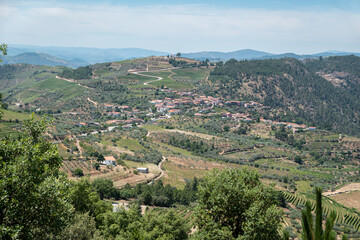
left=208, top=56, right=360, bottom=135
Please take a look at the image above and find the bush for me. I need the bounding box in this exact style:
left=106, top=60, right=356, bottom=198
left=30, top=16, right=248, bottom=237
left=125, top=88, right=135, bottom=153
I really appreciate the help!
left=74, top=168, right=84, bottom=177
left=92, top=178, right=119, bottom=200
left=294, top=155, right=303, bottom=165
left=93, top=162, right=100, bottom=171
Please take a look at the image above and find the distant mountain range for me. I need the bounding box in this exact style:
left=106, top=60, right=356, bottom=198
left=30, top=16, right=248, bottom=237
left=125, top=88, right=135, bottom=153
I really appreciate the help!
left=181, top=49, right=360, bottom=61
left=1, top=52, right=86, bottom=68
left=4, top=44, right=170, bottom=67
left=2, top=44, right=360, bottom=68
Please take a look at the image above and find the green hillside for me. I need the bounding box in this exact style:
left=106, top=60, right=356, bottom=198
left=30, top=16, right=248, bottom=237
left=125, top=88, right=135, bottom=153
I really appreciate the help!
left=208, top=56, right=360, bottom=135
left=1, top=56, right=360, bottom=239
left=0, top=109, right=41, bottom=137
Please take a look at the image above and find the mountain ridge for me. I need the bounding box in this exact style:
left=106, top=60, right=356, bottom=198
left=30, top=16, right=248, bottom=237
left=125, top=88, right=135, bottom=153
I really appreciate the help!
left=182, top=50, right=360, bottom=61
left=1, top=52, right=85, bottom=68
left=6, top=44, right=360, bottom=67
left=7, top=44, right=170, bottom=66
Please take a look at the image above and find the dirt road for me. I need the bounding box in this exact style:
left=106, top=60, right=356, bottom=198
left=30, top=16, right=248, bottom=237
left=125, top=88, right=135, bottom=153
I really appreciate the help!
left=128, top=67, right=180, bottom=86
left=131, top=71, right=163, bottom=86
left=87, top=97, right=98, bottom=106
left=323, top=183, right=360, bottom=196
left=148, top=156, right=166, bottom=185
left=56, top=76, right=93, bottom=89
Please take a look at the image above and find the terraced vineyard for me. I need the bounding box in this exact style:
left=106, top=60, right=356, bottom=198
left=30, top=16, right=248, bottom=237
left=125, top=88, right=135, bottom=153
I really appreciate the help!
left=283, top=191, right=360, bottom=231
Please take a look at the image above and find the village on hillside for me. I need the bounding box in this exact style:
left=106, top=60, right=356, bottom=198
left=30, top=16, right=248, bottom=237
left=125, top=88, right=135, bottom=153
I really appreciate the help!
left=76, top=87, right=316, bottom=133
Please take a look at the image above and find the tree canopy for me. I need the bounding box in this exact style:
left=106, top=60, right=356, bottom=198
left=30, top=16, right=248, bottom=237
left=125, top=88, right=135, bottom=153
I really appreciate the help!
left=0, top=115, right=74, bottom=239
left=0, top=43, right=7, bottom=62
left=193, top=168, right=284, bottom=240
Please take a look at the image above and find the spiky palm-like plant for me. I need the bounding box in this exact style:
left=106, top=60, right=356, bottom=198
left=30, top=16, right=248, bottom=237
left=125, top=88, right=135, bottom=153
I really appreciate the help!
left=301, top=187, right=348, bottom=240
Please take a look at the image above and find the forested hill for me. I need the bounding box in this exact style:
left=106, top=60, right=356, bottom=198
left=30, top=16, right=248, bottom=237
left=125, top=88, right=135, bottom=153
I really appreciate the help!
left=209, top=55, right=360, bottom=135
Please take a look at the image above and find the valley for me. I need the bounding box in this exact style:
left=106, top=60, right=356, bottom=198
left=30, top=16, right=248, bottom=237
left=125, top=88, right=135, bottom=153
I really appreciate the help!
left=1, top=55, right=360, bottom=239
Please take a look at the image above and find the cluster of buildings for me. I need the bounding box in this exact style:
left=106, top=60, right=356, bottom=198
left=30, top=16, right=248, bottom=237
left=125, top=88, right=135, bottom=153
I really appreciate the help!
left=150, top=94, right=221, bottom=115
left=76, top=88, right=316, bottom=134
left=219, top=112, right=316, bottom=132
left=148, top=92, right=316, bottom=132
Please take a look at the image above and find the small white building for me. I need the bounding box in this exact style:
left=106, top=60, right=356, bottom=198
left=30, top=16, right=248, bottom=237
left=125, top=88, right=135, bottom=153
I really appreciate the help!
left=137, top=167, right=149, bottom=173
left=102, top=156, right=117, bottom=166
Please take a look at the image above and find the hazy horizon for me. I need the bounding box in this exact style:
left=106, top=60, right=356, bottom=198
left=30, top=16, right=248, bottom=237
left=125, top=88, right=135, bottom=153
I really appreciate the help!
left=1, top=0, right=359, bottom=54
left=7, top=43, right=360, bottom=56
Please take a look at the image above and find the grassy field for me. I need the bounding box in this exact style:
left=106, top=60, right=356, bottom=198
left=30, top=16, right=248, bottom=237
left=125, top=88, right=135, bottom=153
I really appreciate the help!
left=331, top=191, right=360, bottom=211
left=140, top=71, right=193, bottom=89
left=14, top=77, right=86, bottom=104
left=1, top=109, right=41, bottom=121
left=0, top=110, right=42, bottom=137
left=0, top=122, right=19, bottom=137
left=116, top=138, right=145, bottom=152
left=172, top=68, right=211, bottom=82
left=117, top=74, right=155, bottom=84
left=34, top=78, right=75, bottom=90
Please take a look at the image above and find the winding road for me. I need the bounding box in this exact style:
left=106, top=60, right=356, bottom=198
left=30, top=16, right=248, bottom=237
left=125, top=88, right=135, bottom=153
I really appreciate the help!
left=131, top=71, right=163, bottom=86
left=129, top=66, right=180, bottom=86
left=148, top=156, right=166, bottom=185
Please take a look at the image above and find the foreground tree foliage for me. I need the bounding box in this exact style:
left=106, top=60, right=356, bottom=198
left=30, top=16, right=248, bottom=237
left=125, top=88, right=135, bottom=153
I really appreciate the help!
left=0, top=115, right=74, bottom=239
left=61, top=212, right=99, bottom=240
left=301, top=187, right=348, bottom=240
left=0, top=43, right=7, bottom=62
left=193, top=168, right=285, bottom=240
left=69, top=178, right=112, bottom=227
left=101, top=205, right=189, bottom=240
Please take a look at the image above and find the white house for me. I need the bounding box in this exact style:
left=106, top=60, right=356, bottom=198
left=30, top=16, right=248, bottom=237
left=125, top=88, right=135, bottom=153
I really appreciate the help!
left=102, top=156, right=117, bottom=166
left=137, top=167, right=149, bottom=173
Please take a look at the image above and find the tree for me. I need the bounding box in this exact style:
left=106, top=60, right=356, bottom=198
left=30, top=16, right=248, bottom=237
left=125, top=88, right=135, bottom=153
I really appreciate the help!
left=92, top=178, right=117, bottom=200
left=74, top=168, right=84, bottom=177
left=301, top=187, right=347, bottom=240
left=193, top=168, right=285, bottom=240
left=141, top=190, right=153, bottom=205
left=61, top=212, right=99, bottom=240
left=176, top=52, right=181, bottom=57
left=69, top=178, right=112, bottom=227
left=0, top=114, right=74, bottom=239
left=93, top=161, right=100, bottom=170
left=97, top=153, right=105, bottom=162
left=0, top=94, right=4, bottom=119
left=101, top=204, right=189, bottom=240
left=0, top=43, right=7, bottom=62
left=294, top=155, right=303, bottom=165
left=143, top=210, right=189, bottom=240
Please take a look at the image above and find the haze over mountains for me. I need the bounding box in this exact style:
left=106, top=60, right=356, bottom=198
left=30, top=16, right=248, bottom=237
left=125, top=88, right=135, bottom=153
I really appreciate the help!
left=4, top=44, right=170, bottom=67
left=2, top=44, right=360, bottom=68
left=182, top=49, right=360, bottom=61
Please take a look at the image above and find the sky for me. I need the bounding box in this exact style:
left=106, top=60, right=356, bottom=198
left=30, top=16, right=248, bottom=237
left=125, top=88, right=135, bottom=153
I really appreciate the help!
left=1, top=0, right=360, bottom=54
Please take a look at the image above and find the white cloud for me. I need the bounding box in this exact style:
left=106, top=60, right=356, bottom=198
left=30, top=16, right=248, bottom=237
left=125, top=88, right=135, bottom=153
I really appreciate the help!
left=1, top=2, right=359, bottom=53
